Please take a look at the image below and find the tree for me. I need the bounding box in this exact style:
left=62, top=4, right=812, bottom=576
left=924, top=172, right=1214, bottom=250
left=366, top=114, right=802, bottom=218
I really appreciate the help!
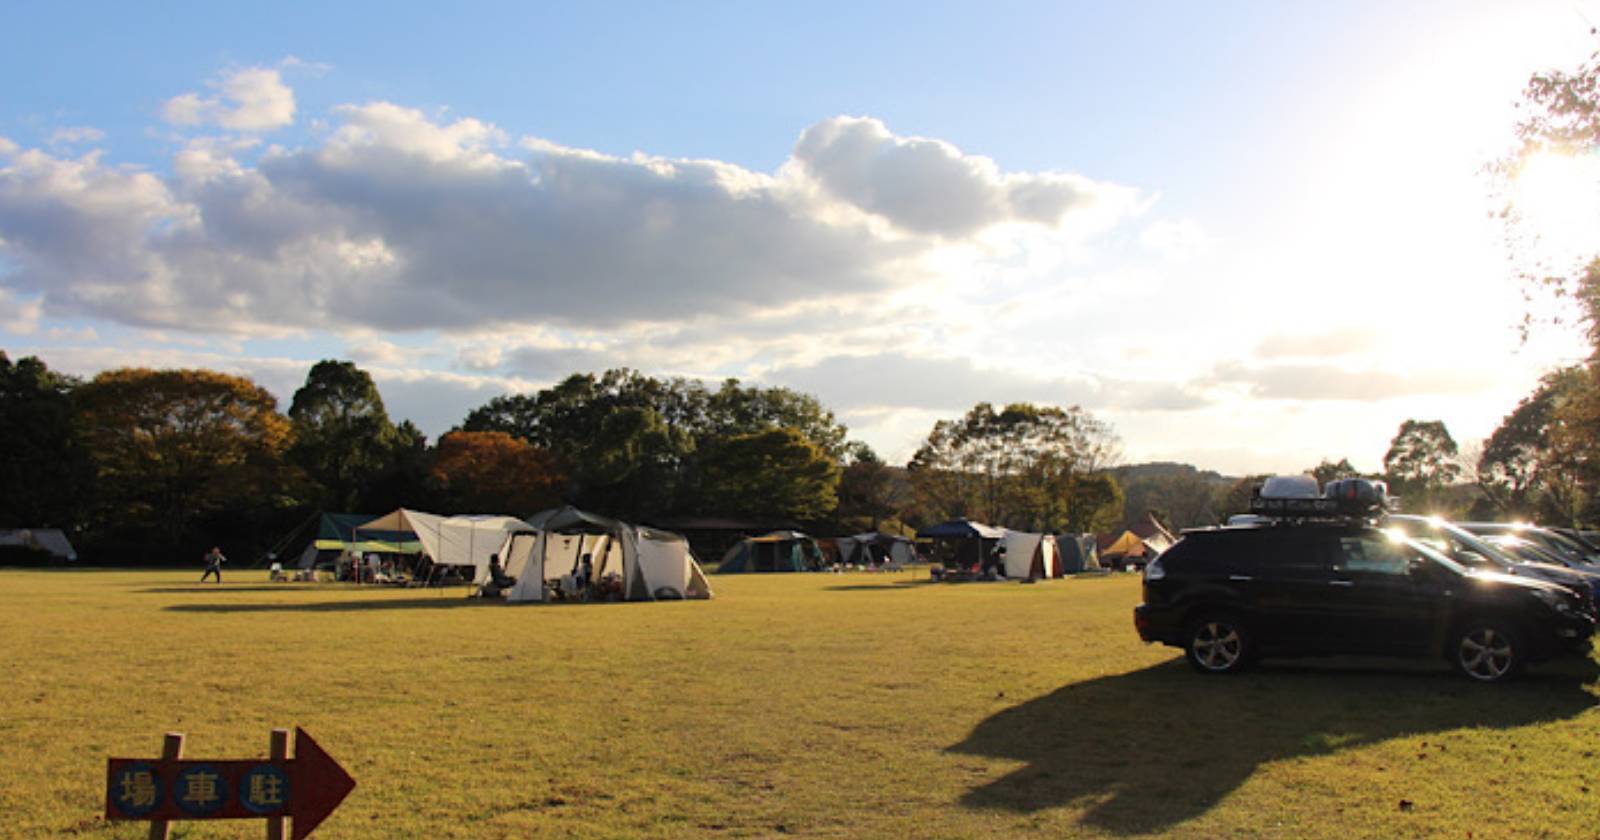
left=0, top=352, right=86, bottom=528
left=833, top=442, right=905, bottom=532
left=695, top=428, right=840, bottom=521
left=1479, top=367, right=1591, bottom=522
left=1060, top=472, right=1124, bottom=534
left=1308, top=458, right=1361, bottom=487
left=429, top=431, right=567, bottom=514
left=73, top=368, right=292, bottom=554
left=1383, top=420, right=1464, bottom=512
left=907, top=402, right=1120, bottom=529
left=460, top=369, right=851, bottom=518
left=1497, top=43, right=1600, bottom=347
left=287, top=360, right=410, bottom=511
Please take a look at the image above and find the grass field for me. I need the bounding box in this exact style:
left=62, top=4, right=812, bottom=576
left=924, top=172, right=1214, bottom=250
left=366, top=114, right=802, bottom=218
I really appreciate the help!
left=3, top=568, right=1599, bottom=839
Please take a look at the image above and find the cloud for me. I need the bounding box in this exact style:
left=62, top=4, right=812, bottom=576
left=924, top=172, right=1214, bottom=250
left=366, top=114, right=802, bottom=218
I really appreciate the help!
left=1254, top=326, right=1385, bottom=359
left=1140, top=219, right=1209, bottom=260
left=47, top=127, right=106, bottom=146
left=764, top=352, right=1210, bottom=414
left=163, top=67, right=295, bottom=132
left=0, top=288, right=41, bottom=333
left=792, top=116, right=1138, bottom=238
left=1204, top=360, right=1496, bottom=401
left=1, top=101, right=1149, bottom=339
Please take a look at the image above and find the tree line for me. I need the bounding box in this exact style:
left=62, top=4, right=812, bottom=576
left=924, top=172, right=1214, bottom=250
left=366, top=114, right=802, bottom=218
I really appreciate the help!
left=0, top=354, right=1132, bottom=565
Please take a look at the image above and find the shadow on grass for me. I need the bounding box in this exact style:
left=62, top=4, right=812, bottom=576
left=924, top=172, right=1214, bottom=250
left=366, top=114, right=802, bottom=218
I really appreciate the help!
left=165, top=597, right=499, bottom=613
left=139, top=585, right=425, bottom=594
left=823, top=581, right=933, bottom=591
left=948, top=657, right=1599, bottom=835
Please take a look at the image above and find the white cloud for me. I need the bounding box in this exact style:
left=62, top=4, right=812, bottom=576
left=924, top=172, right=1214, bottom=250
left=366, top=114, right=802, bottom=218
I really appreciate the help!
left=791, top=116, right=1140, bottom=238
left=163, top=67, right=295, bottom=132
left=0, top=288, right=42, bottom=333
left=47, top=127, right=106, bottom=146
left=1139, top=219, right=1209, bottom=260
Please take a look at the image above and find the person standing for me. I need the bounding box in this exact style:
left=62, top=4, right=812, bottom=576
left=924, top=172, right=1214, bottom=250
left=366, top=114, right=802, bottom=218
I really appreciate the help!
left=200, top=546, right=227, bottom=583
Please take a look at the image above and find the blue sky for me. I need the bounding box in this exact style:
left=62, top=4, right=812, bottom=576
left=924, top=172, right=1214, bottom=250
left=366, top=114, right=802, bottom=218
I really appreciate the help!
left=2, top=1, right=1598, bottom=475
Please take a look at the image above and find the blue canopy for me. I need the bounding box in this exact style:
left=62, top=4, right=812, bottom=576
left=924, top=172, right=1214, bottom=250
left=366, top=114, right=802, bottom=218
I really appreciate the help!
left=916, top=519, right=1006, bottom=539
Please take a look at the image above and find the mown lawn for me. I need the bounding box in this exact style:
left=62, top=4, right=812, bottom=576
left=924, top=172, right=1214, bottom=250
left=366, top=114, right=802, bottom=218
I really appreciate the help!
left=2, top=568, right=1597, bottom=839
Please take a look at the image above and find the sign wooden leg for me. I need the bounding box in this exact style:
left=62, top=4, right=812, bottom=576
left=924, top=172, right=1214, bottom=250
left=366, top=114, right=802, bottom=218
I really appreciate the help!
left=267, top=729, right=290, bottom=840
left=148, top=732, right=184, bottom=840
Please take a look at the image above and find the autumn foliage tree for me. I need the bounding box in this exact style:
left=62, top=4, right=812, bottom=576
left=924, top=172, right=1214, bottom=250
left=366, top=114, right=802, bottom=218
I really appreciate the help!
left=73, top=368, right=292, bottom=555
left=428, top=431, right=567, bottom=514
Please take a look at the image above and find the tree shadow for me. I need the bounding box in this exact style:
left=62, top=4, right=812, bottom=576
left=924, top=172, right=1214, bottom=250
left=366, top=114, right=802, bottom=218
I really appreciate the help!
left=948, top=657, right=1599, bottom=835
left=822, top=581, right=933, bottom=591
left=140, top=585, right=423, bottom=594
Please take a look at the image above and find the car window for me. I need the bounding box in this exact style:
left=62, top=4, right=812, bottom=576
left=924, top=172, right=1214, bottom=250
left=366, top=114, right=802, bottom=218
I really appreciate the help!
left=1335, top=534, right=1412, bottom=576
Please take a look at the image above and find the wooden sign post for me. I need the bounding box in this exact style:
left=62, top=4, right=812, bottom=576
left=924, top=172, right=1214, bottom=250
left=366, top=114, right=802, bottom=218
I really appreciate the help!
left=106, top=726, right=355, bottom=840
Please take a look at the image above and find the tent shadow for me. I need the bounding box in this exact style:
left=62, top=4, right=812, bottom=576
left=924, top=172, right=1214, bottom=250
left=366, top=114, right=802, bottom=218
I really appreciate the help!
left=948, top=657, right=1599, bottom=835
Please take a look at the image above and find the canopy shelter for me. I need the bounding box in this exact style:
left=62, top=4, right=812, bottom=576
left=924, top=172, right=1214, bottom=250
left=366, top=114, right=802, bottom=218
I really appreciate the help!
left=0, top=528, right=76, bottom=561
left=506, top=506, right=713, bottom=603
left=356, top=509, right=529, bottom=580
left=833, top=532, right=917, bottom=567
left=1054, top=534, right=1101, bottom=574
left=717, top=530, right=823, bottom=573
left=1001, top=531, right=1057, bottom=580
left=294, top=512, right=422, bottom=570
left=917, top=519, right=1006, bottom=570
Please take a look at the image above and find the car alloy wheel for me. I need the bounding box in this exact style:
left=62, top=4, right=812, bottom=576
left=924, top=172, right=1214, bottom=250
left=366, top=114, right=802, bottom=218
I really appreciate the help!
left=1189, top=619, right=1246, bottom=673
left=1456, top=625, right=1517, bottom=682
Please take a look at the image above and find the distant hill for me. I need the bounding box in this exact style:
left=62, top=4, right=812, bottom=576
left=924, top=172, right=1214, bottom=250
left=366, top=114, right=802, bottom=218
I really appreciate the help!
left=1111, top=461, right=1236, bottom=488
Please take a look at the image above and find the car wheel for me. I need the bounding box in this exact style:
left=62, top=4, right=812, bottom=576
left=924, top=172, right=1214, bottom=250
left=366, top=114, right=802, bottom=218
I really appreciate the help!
left=1452, top=621, right=1522, bottom=683
left=1185, top=615, right=1252, bottom=675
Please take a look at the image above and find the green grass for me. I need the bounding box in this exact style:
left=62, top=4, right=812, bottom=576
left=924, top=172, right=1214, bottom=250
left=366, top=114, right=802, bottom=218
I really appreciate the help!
left=3, top=568, right=1598, bottom=838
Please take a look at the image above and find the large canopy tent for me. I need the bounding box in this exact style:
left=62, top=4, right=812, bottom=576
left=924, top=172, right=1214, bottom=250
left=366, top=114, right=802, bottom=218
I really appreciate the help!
left=917, top=519, right=1006, bottom=570
left=356, top=509, right=529, bottom=582
left=506, top=506, right=713, bottom=603
left=0, top=529, right=76, bottom=562
left=291, top=512, right=422, bottom=570
left=717, top=530, right=824, bottom=573
left=1054, top=534, right=1102, bottom=574
left=1001, top=530, right=1057, bottom=580
left=832, top=532, right=917, bottom=567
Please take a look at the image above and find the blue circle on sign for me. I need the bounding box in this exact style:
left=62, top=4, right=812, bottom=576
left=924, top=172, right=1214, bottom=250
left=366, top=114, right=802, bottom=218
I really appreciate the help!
left=111, top=762, right=163, bottom=818
left=174, top=764, right=228, bottom=817
left=239, top=764, right=290, bottom=814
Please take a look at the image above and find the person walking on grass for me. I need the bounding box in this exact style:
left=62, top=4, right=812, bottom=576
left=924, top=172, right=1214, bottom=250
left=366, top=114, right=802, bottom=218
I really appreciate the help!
left=200, top=546, right=227, bottom=583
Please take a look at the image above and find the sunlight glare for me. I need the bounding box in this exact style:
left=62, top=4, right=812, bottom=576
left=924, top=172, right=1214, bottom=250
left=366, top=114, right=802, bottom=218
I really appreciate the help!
left=1512, top=151, right=1600, bottom=264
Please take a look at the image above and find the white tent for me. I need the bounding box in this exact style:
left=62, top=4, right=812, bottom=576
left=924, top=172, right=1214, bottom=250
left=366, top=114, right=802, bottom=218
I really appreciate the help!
left=1002, top=531, right=1057, bottom=580
left=356, top=509, right=529, bottom=580
left=506, top=507, right=712, bottom=603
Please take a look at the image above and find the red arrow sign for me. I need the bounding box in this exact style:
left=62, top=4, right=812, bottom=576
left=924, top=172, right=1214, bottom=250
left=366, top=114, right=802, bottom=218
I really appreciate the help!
left=106, top=727, right=355, bottom=839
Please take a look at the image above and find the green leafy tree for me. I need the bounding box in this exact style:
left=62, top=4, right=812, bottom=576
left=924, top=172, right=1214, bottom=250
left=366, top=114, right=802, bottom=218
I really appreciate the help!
left=73, top=368, right=292, bottom=555
left=1479, top=367, right=1592, bottom=523
left=1308, top=458, right=1361, bottom=487
left=907, top=402, right=1120, bottom=529
left=833, top=442, right=904, bottom=531
left=1384, top=420, right=1464, bottom=512
left=460, top=369, right=850, bottom=518
left=287, top=360, right=410, bottom=511
left=695, top=428, right=840, bottom=521
left=0, top=352, right=86, bottom=528
left=1061, top=472, right=1124, bottom=534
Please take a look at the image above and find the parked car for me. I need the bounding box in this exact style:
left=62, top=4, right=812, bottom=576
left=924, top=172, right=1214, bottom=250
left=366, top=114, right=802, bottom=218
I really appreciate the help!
left=1134, top=521, right=1595, bottom=682
left=1456, top=522, right=1600, bottom=568
left=1385, top=515, right=1600, bottom=605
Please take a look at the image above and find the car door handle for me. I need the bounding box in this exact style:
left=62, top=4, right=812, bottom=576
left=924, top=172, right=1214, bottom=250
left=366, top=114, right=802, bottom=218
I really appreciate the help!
left=1228, top=575, right=1253, bottom=581
left=1329, top=580, right=1354, bottom=587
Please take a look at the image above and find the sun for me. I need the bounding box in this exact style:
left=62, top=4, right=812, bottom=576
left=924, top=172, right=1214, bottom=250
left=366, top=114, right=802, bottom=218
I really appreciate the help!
left=1512, top=150, right=1600, bottom=264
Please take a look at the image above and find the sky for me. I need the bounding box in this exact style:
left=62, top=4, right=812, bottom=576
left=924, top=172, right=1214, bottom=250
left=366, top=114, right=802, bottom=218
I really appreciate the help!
left=2, top=1, right=1599, bottom=476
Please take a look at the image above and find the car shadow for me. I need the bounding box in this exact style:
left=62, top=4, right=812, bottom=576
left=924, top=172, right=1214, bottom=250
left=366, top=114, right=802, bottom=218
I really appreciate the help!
left=948, top=657, right=1599, bottom=835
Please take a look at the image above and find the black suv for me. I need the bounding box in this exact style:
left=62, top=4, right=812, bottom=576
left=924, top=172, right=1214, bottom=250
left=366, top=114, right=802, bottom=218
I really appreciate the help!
left=1134, top=523, right=1595, bottom=682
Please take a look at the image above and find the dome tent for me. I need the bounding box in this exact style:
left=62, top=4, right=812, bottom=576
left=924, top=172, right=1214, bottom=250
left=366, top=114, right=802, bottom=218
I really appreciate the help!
left=505, top=506, right=713, bottom=603
left=717, top=530, right=823, bottom=573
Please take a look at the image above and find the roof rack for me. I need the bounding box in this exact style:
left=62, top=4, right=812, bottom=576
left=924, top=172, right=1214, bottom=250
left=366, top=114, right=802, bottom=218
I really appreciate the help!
left=1246, top=476, right=1392, bottom=521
